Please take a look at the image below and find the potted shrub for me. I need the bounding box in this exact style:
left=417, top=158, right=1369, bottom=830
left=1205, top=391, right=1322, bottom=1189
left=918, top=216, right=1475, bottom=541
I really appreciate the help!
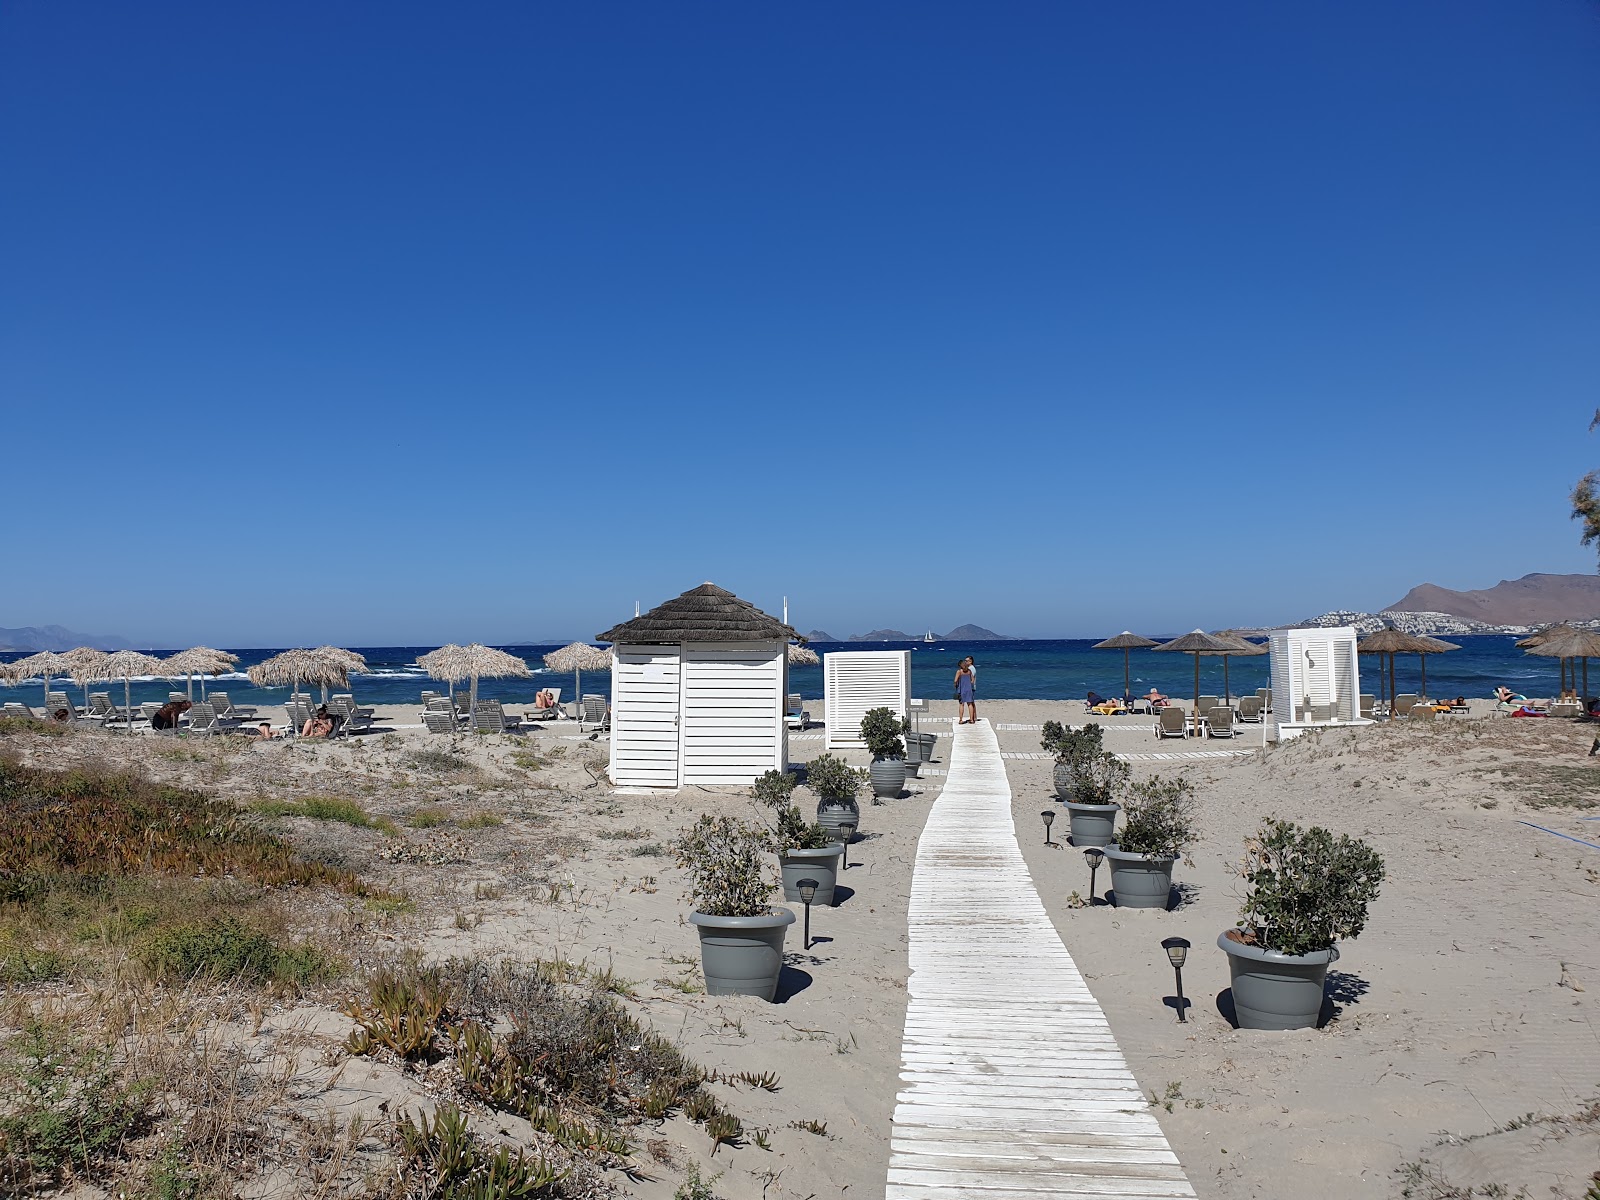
left=671, top=814, right=794, bottom=1001
left=770, top=803, right=845, bottom=906
left=1218, top=819, right=1386, bottom=1030
left=1061, top=750, right=1129, bottom=849
left=1104, top=776, right=1196, bottom=910
left=860, top=706, right=908, bottom=800
left=1042, top=722, right=1105, bottom=800
left=805, top=753, right=866, bottom=839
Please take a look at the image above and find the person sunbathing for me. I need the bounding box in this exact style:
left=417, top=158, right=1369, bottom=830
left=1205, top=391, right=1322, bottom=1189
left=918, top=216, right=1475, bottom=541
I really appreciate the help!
left=301, top=706, right=336, bottom=738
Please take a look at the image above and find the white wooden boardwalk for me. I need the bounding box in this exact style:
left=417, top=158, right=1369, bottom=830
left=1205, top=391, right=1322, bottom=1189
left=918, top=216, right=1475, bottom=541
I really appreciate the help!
left=888, top=718, right=1195, bottom=1199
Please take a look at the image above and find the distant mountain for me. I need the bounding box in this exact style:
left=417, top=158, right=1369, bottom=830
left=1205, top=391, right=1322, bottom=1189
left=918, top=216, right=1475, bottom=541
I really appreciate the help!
left=850, top=629, right=915, bottom=642
left=1385, top=573, right=1600, bottom=626
left=803, top=629, right=839, bottom=643
left=0, top=625, right=135, bottom=652
left=942, top=624, right=1013, bottom=641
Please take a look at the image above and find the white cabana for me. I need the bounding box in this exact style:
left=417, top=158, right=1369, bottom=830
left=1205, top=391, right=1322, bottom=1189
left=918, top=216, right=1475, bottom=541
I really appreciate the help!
left=597, top=583, right=797, bottom=789
left=1269, top=626, right=1369, bottom=739
left=824, top=650, right=911, bottom=751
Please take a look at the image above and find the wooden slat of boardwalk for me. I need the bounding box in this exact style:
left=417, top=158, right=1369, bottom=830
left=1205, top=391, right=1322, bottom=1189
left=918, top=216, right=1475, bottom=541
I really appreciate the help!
left=888, top=718, right=1195, bottom=1199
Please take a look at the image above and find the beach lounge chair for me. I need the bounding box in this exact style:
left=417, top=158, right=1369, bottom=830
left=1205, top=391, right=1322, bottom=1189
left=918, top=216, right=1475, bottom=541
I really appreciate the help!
left=333, top=693, right=375, bottom=718
left=44, top=691, right=79, bottom=723
left=579, top=694, right=610, bottom=732
left=472, top=700, right=524, bottom=735
left=525, top=688, right=564, bottom=722
left=785, top=694, right=810, bottom=731
left=1155, top=706, right=1188, bottom=739
left=1207, top=707, right=1237, bottom=738
left=187, top=702, right=245, bottom=737
left=2, top=702, right=38, bottom=720
left=421, top=690, right=441, bottom=705
left=210, top=692, right=257, bottom=719
left=86, top=693, right=116, bottom=724
left=1236, top=696, right=1264, bottom=723
left=423, top=710, right=457, bottom=735
left=1393, top=694, right=1419, bottom=718
left=1257, top=688, right=1272, bottom=713
left=285, top=700, right=315, bottom=737
left=327, top=696, right=373, bottom=736
left=1359, top=694, right=1376, bottom=720
left=1197, top=696, right=1220, bottom=718
left=1409, top=703, right=1436, bottom=722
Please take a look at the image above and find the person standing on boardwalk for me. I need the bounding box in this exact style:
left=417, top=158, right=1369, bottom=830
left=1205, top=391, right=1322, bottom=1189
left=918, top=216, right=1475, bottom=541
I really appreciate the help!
left=954, top=657, right=976, bottom=724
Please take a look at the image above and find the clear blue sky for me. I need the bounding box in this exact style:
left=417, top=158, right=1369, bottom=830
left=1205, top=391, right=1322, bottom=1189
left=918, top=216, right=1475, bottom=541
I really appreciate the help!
left=4, top=2, right=1598, bottom=647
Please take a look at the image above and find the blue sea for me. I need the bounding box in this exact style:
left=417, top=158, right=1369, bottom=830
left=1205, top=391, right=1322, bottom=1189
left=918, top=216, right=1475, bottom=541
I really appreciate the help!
left=0, top=637, right=1568, bottom=712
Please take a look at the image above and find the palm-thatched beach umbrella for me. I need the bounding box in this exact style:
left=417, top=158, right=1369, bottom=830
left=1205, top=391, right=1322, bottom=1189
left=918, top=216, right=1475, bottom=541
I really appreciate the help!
left=542, top=642, right=614, bottom=704
left=786, top=643, right=819, bottom=667
left=1356, top=628, right=1434, bottom=712
left=454, top=644, right=532, bottom=710
left=248, top=648, right=353, bottom=702
left=1412, top=636, right=1461, bottom=703
left=1526, top=627, right=1600, bottom=701
left=92, top=650, right=168, bottom=733
left=311, top=647, right=369, bottom=703
left=1209, top=631, right=1269, bottom=704
left=417, top=645, right=468, bottom=702
left=161, top=647, right=240, bottom=703
left=1154, top=630, right=1234, bottom=734
left=63, top=647, right=108, bottom=712
left=1518, top=625, right=1582, bottom=695
left=1092, top=632, right=1157, bottom=705
left=6, top=651, right=72, bottom=713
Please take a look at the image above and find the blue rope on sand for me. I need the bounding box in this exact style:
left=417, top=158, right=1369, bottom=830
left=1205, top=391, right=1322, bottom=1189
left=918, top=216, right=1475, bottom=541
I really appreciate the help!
left=1519, top=821, right=1600, bottom=851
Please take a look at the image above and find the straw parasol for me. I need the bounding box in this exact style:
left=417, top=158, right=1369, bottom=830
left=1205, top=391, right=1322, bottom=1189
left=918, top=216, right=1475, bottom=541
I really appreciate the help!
left=3, top=651, right=72, bottom=712
left=417, top=645, right=468, bottom=701
left=248, top=648, right=354, bottom=701
left=786, top=643, right=820, bottom=667
left=1092, top=632, right=1158, bottom=706
left=1356, top=628, right=1434, bottom=711
left=1518, top=625, right=1582, bottom=695
left=1412, top=636, right=1461, bottom=702
left=455, top=644, right=531, bottom=710
left=161, top=647, right=240, bottom=703
left=91, top=650, right=167, bottom=733
left=1525, top=627, right=1600, bottom=701
left=1209, top=631, right=1269, bottom=704
left=62, top=647, right=108, bottom=712
left=541, top=642, right=614, bottom=704
left=1153, top=630, right=1234, bottom=734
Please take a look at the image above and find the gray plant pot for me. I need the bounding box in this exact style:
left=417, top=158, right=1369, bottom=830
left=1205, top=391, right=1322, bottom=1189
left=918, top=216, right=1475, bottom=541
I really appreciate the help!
left=1103, top=844, right=1176, bottom=910
left=690, top=908, right=796, bottom=1001
left=816, top=798, right=860, bottom=841
left=915, top=732, right=937, bottom=762
left=1217, top=931, right=1339, bottom=1030
left=904, top=734, right=924, bottom=766
left=1063, top=800, right=1119, bottom=848
left=778, top=845, right=844, bottom=906
left=1053, top=760, right=1077, bottom=801
left=869, top=757, right=906, bottom=800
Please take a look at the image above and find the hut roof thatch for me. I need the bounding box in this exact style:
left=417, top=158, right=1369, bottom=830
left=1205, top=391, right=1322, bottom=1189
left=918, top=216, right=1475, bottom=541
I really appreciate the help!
left=248, top=648, right=352, bottom=690
left=1093, top=632, right=1158, bottom=651
left=597, top=583, right=798, bottom=645
left=787, top=643, right=820, bottom=666
left=1357, top=628, right=1435, bottom=655
left=542, top=642, right=614, bottom=673
left=1153, top=630, right=1234, bottom=654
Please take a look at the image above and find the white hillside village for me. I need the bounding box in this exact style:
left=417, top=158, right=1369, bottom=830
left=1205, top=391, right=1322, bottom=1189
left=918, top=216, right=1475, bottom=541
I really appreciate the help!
left=1288, top=609, right=1600, bottom=636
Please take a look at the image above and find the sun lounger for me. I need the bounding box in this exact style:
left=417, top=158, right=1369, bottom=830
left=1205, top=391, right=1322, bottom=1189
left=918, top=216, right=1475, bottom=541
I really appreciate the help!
left=332, top=692, right=375, bottom=718
left=45, top=691, right=80, bottom=723
left=1155, top=706, right=1187, bottom=739
left=285, top=700, right=315, bottom=737
left=472, top=700, right=524, bottom=735
left=1206, top=707, right=1237, bottom=738
left=1257, top=688, right=1272, bottom=713
left=1409, top=703, right=1436, bottom=722
left=1236, top=696, right=1264, bottom=723
left=421, top=690, right=441, bottom=705
left=1197, top=696, right=1220, bottom=718
left=1359, top=694, right=1376, bottom=720
left=423, top=710, right=457, bottom=734
left=210, top=692, right=257, bottom=719
left=524, top=688, right=563, bottom=722
left=1392, top=694, right=1419, bottom=718
left=579, top=694, right=610, bottom=732
left=2, top=702, right=39, bottom=720
left=187, top=702, right=246, bottom=737
left=785, top=693, right=810, bottom=731
left=327, top=696, right=373, bottom=736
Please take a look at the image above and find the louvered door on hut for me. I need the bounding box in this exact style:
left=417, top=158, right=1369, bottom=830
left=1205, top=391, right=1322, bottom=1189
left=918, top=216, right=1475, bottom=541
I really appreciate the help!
left=599, top=584, right=798, bottom=790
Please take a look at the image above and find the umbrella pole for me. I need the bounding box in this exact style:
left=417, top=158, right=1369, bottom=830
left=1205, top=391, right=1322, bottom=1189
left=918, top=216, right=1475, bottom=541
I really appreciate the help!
left=1223, top=655, right=1231, bottom=705
left=1389, top=654, right=1396, bottom=718
left=470, top=673, right=479, bottom=713
left=1193, top=653, right=1201, bottom=736
left=1420, top=654, right=1427, bottom=702
left=1123, top=649, right=1131, bottom=706
left=124, top=675, right=131, bottom=735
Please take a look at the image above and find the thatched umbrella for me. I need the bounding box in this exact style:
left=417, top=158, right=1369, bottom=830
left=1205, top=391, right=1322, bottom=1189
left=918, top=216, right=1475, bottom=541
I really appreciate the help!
left=1092, top=632, right=1157, bottom=705
left=1356, top=628, right=1433, bottom=712
left=786, top=643, right=820, bottom=667
left=1526, top=627, right=1600, bottom=701
left=1209, top=631, right=1269, bottom=704
left=161, top=647, right=240, bottom=703
left=4, top=651, right=71, bottom=712
left=248, top=648, right=353, bottom=702
left=453, top=644, right=531, bottom=710
left=1154, top=630, right=1234, bottom=734
left=63, top=647, right=108, bottom=712
left=542, top=642, right=614, bottom=704
left=90, top=650, right=167, bottom=733
left=1518, top=625, right=1582, bottom=695
left=310, top=647, right=369, bottom=703
left=417, top=645, right=468, bottom=702
left=1412, top=636, right=1461, bottom=702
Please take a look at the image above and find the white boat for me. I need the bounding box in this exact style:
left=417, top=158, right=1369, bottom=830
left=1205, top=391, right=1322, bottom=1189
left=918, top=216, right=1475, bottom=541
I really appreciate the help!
left=923, top=630, right=936, bottom=643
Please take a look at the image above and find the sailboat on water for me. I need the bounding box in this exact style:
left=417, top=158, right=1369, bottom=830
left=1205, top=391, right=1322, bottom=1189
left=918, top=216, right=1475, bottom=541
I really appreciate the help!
left=923, top=630, right=936, bottom=643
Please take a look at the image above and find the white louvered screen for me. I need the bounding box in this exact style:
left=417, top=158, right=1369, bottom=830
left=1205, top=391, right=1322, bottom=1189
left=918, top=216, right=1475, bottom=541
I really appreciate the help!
left=824, top=651, right=911, bottom=750
left=1268, top=633, right=1295, bottom=727
left=1306, top=639, right=1333, bottom=711
left=1334, top=640, right=1358, bottom=720
left=680, top=643, right=784, bottom=786
left=609, top=647, right=682, bottom=789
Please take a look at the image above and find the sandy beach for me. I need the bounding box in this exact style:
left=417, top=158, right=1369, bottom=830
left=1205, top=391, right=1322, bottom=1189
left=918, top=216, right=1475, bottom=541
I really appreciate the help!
left=3, top=698, right=1599, bottom=1198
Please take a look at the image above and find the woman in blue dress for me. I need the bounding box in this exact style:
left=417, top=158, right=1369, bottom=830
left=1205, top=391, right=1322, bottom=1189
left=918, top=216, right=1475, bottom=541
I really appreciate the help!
left=954, top=657, right=976, bottom=725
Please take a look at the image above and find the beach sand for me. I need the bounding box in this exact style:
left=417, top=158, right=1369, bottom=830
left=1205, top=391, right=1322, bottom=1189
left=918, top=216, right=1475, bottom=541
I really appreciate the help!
left=4, top=698, right=1599, bottom=1197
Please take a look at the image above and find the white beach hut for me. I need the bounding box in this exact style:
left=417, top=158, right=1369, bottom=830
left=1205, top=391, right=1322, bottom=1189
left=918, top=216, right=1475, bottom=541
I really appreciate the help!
left=824, top=650, right=911, bottom=751
left=597, top=583, right=797, bottom=789
left=1269, top=626, right=1369, bottom=739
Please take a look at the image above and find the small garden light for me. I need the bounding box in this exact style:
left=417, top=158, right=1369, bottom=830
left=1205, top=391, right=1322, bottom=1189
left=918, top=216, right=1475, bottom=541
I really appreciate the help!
left=1083, top=846, right=1104, bottom=905
left=839, top=822, right=855, bottom=869
left=797, top=878, right=819, bottom=949
left=1161, top=936, right=1191, bottom=1022
left=1040, top=809, right=1055, bottom=846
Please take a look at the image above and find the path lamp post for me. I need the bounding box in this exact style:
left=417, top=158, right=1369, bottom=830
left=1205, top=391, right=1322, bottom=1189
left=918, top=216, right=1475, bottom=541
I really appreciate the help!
left=797, top=878, right=819, bottom=950
left=1041, top=810, right=1055, bottom=846
left=839, top=823, right=855, bottom=869
left=1083, top=847, right=1104, bottom=905
left=1161, top=937, right=1191, bottom=1022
